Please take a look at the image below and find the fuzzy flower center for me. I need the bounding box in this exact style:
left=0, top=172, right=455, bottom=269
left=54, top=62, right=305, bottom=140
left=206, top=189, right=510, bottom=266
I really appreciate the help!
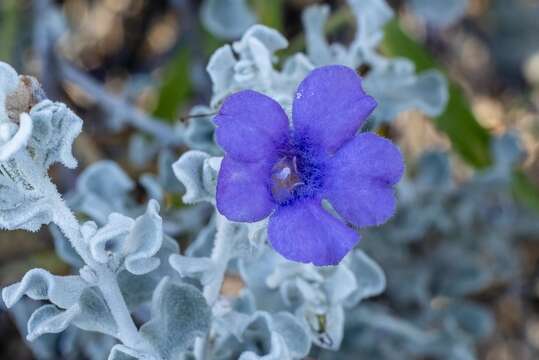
left=271, top=156, right=304, bottom=204
left=270, top=138, right=326, bottom=205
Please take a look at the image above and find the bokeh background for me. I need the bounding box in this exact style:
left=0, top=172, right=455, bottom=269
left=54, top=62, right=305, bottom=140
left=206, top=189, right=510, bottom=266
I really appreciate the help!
left=1, top=0, right=539, bottom=359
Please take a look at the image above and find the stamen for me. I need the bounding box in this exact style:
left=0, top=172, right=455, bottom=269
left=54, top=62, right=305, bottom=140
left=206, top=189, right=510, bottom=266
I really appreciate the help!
left=271, top=156, right=304, bottom=203
left=275, top=167, right=291, bottom=181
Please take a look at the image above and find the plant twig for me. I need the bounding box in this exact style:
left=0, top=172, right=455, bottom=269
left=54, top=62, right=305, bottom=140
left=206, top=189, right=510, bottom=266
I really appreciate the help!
left=58, top=60, right=181, bottom=146
left=194, top=216, right=235, bottom=360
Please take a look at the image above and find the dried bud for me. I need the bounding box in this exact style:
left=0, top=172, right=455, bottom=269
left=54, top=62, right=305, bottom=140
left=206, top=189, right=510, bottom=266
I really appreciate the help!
left=6, top=75, right=46, bottom=122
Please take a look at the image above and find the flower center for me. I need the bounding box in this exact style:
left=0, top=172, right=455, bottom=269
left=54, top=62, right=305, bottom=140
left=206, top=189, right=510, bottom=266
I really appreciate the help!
left=271, top=156, right=304, bottom=204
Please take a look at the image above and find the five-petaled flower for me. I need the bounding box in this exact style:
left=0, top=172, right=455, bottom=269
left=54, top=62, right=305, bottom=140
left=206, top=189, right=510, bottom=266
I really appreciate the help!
left=214, top=65, right=404, bottom=266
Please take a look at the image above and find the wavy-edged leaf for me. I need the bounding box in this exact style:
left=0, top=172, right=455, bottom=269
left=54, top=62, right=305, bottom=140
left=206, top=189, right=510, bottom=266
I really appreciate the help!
left=235, top=312, right=288, bottom=360
left=140, top=278, right=211, bottom=359
left=169, top=254, right=216, bottom=285
left=409, top=0, right=469, bottom=28
left=118, top=235, right=180, bottom=310
left=73, top=287, right=117, bottom=336
left=27, top=304, right=78, bottom=341
left=68, top=160, right=136, bottom=224
left=344, top=249, right=386, bottom=306
left=123, top=200, right=163, bottom=275
left=207, top=25, right=288, bottom=107
left=302, top=305, right=344, bottom=351
left=108, top=344, right=141, bottom=360
left=0, top=113, right=33, bottom=161
left=239, top=332, right=290, bottom=360
left=381, top=19, right=492, bottom=168
left=49, top=224, right=84, bottom=268
left=173, top=150, right=221, bottom=204
left=26, top=286, right=118, bottom=341
left=28, top=100, right=82, bottom=170
left=365, top=61, right=448, bottom=124
left=207, top=45, right=237, bottom=106
left=201, top=0, right=257, bottom=40
left=184, top=106, right=220, bottom=156
left=271, top=312, right=311, bottom=358
left=323, top=266, right=357, bottom=305
left=2, top=268, right=87, bottom=309
left=348, top=0, right=393, bottom=38
left=0, top=61, right=19, bottom=122
left=88, top=200, right=163, bottom=275
left=89, top=214, right=133, bottom=264
left=0, top=175, right=55, bottom=232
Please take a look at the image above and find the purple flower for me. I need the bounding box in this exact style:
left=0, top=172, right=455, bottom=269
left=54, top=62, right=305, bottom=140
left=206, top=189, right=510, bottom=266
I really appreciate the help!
left=214, top=65, right=404, bottom=266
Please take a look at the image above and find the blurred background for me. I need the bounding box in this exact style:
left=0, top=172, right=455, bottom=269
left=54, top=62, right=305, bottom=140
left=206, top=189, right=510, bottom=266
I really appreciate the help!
left=1, top=0, right=539, bottom=359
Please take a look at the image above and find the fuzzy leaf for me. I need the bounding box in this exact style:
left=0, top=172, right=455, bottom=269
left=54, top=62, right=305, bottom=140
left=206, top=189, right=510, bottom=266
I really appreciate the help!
left=186, top=218, right=216, bottom=258
left=302, top=305, right=344, bottom=350
left=2, top=268, right=87, bottom=309
left=140, top=278, right=211, bottom=359
left=0, top=61, right=18, bottom=122
left=201, top=0, right=256, bottom=40
left=89, top=214, right=133, bottom=264
left=364, top=60, right=448, bottom=124
left=50, top=224, right=84, bottom=268
left=207, top=45, right=237, bottom=106
left=68, top=160, right=135, bottom=224
left=236, top=312, right=288, bottom=360
left=28, top=100, right=82, bottom=169
left=22, top=286, right=117, bottom=341
left=381, top=19, right=492, bottom=167
left=169, top=254, right=216, bottom=285
left=156, top=150, right=185, bottom=194
left=231, top=310, right=310, bottom=359
left=9, top=299, right=66, bottom=359
left=118, top=235, right=180, bottom=310
left=73, top=287, right=118, bottom=336
left=173, top=151, right=221, bottom=204
left=184, top=106, right=221, bottom=156
left=301, top=1, right=448, bottom=125
left=0, top=113, right=33, bottom=161
left=108, top=345, right=140, bottom=360
left=128, top=134, right=161, bottom=168
left=490, top=132, right=524, bottom=175
left=88, top=200, right=163, bottom=275
left=271, top=312, right=311, bottom=358
left=344, top=250, right=386, bottom=306
left=348, top=0, right=393, bottom=39
left=0, top=166, right=56, bottom=232
left=207, top=25, right=288, bottom=107
left=323, top=266, right=358, bottom=305
left=239, top=332, right=290, bottom=360
left=123, top=200, right=163, bottom=275
left=27, top=304, right=78, bottom=341
left=437, top=301, right=494, bottom=340
left=409, top=0, right=469, bottom=27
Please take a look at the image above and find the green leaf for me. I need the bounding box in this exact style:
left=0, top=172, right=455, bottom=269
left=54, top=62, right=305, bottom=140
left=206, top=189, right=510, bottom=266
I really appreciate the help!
left=0, top=0, right=19, bottom=62
left=252, top=0, right=284, bottom=32
left=381, top=20, right=539, bottom=211
left=381, top=19, right=492, bottom=168
left=152, top=48, right=192, bottom=123
left=512, top=171, right=539, bottom=211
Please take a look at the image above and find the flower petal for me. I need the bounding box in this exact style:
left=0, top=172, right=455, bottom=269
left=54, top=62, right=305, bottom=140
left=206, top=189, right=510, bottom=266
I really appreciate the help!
left=216, top=156, right=275, bottom=222
left=268, top=199, right=359, bottom=266
left=292, top=65, right=376, bottom=153
left=214, top=90, right=289, bottom=162
left=324, top=133, right=404, bottom=228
